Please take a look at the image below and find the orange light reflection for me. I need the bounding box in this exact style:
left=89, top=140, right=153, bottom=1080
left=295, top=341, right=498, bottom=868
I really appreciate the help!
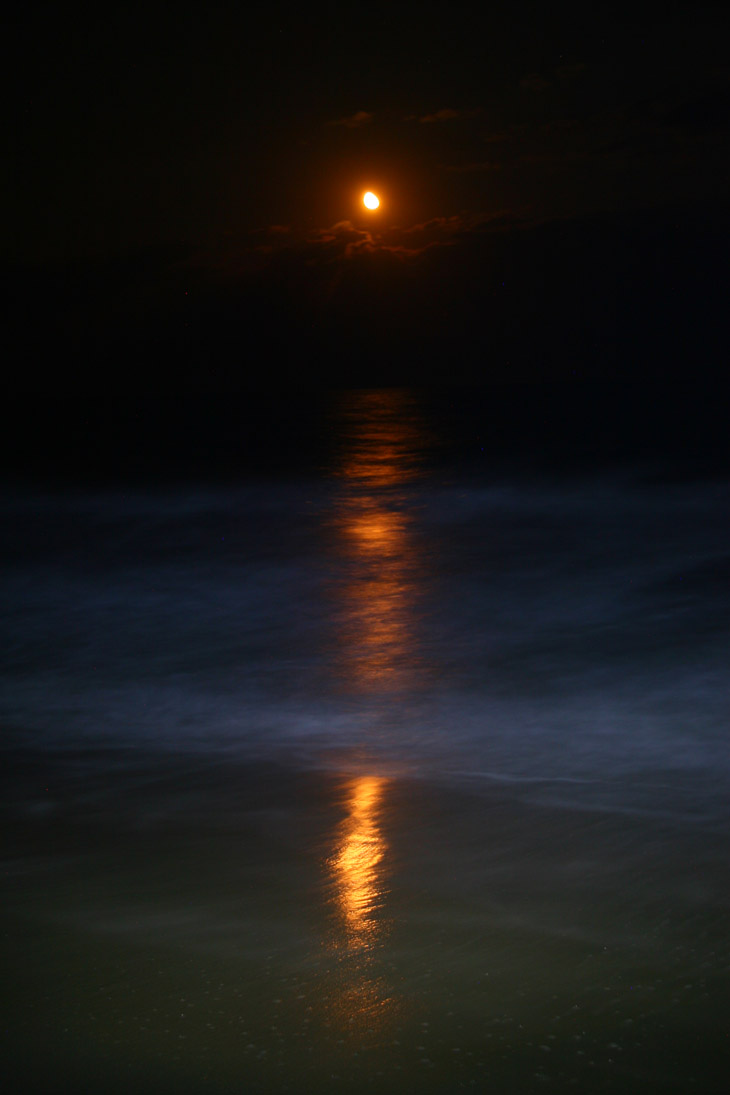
left=330, top=776, right=388, bottom=952
left=330, top=390, right=426, bottom=691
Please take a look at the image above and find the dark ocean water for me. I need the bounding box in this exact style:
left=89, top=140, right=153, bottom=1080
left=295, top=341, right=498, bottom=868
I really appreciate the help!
left=2, top=388, right=729, bottom=1092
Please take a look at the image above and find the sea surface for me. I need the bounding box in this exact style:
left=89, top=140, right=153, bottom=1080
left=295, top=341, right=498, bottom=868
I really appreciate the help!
left=2, top=388, right=728, bottom=1092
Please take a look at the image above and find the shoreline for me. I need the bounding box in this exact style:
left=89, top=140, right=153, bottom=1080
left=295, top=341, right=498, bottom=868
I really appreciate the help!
left=4, top=744, right=727, bottom=1092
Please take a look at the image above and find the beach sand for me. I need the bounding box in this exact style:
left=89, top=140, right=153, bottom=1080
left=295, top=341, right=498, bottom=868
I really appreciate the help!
left=3, top=747, right=727, bottom=1093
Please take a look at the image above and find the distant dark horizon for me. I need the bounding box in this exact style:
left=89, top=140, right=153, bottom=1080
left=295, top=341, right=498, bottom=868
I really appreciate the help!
left=5, top=199, right=728, bottom=395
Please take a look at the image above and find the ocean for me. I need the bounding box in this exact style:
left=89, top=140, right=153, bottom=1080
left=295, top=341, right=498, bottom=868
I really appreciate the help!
left=2, top=387, right=728, bottom=1092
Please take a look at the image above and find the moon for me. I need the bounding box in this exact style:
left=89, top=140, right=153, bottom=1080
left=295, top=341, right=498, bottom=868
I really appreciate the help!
left=363, top=191, right=380, bottom=210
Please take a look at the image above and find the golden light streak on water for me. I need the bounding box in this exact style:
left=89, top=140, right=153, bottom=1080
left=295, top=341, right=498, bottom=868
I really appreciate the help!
left=321, top=391, right=428, bottom=1027
left=330, top=776, right=388, bottom=951
left=324, top=773, right=398, bottom=1034
left=329, top=390, right=429, bottom=690
left=335, top=390, right=427, bottom=488
left=338, top=504, right=413, bottom=686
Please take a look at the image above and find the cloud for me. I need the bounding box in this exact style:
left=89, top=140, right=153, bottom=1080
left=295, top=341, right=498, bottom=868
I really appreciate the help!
left=393, top=215, right=469, bottom=251
left=290, top=215, right=475, bottom=264
left=181, top=213, right=523, bottom=287
left=471, top=211, right=529, bottom=233
left=326, top=110, right=373, bottom=128
left=418, top=108, right=462, bottom=123
left=520, top=73, right=551, bottom=92
left=305, top=220, right=362, bottom=246
left=288, top=213, right=513, bottom=264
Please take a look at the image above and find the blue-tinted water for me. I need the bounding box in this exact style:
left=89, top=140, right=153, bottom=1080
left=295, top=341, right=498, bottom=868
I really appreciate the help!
left=3, top=390, right=728, bottom=806
left=2, top=389, right=728, bottom=1092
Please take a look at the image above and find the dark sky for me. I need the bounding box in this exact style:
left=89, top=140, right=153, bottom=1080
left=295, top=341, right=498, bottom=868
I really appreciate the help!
left=7, top=1, right=729, bottom=256
left=4, top=1, right=729, bottom=395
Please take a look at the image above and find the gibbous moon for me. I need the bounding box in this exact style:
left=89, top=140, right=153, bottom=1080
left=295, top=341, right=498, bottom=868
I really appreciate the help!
left=363, top=191, right=380, bottom=210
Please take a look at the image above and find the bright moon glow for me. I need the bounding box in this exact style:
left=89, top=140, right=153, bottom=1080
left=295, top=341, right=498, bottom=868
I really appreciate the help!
left=363, top=191, right=380, bottom=210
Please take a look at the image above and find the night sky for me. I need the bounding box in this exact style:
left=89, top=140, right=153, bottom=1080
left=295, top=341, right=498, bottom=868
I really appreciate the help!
left=4, top=2, right=729, bottom=403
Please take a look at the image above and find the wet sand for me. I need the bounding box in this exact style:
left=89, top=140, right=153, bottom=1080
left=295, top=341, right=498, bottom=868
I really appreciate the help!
left=3, top=747, right=727, bottom=1093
